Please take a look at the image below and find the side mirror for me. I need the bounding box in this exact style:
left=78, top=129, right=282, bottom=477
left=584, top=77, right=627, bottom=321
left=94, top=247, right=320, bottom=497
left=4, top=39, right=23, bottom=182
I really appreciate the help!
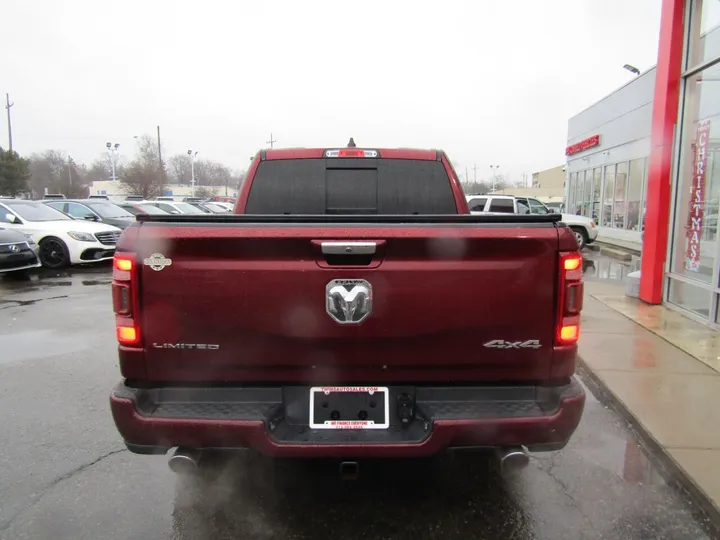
left=5, top=213, right=18, bottom=224
left=171, top=210, right=181, bottom=214
left=83, top=215, right=99, bottom=221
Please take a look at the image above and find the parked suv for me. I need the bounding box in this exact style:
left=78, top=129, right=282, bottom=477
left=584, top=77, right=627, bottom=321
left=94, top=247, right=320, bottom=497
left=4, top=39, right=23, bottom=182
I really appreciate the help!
left=467, top=195, right=597, bottom=249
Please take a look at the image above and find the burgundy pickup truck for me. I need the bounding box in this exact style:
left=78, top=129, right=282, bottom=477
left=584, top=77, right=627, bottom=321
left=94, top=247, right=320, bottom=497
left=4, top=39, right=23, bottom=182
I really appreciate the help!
left=110, top=145, right=585, bottom=477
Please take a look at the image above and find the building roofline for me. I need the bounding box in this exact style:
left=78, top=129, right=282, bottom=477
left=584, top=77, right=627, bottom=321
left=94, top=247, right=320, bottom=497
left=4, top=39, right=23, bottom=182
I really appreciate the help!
left=569, top=66, right=657, bottom=120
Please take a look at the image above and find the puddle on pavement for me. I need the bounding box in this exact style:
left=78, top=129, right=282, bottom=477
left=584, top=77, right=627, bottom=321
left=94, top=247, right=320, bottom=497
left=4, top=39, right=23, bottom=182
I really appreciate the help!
left=0, top=266, right=112, bottom=294
left=0, top=329, right=92, bottom=364
left=583, top=253, right=641, bottom=283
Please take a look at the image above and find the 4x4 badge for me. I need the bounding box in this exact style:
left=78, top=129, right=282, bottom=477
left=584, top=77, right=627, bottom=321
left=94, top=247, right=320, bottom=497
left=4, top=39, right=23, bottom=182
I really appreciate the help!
left=143, top=253, right=173, bottom=271
left=483, top=339, right=542, bottom=349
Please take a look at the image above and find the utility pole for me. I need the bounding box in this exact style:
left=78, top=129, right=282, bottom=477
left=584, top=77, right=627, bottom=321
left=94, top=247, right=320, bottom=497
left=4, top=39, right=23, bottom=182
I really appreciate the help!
left=157, top=125, right=165, bottom=196
left=67, top=155, right=73, bottom=195
left=465, top=166, right=469, bottom=183
left=266, top=133, right=276, bottom=149
left=5, top=93, right=14, bottom=152
left=473, top=164, right=477, bottom=183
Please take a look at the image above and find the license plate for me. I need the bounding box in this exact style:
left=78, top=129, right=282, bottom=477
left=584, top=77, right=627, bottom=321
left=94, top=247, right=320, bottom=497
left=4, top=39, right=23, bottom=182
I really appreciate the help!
left=309, top=386, right=389, bottom=430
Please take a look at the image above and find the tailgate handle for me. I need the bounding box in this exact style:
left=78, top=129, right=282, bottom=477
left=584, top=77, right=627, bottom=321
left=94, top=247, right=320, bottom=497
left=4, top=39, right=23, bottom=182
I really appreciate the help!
left=321, top=241, right=377, bottom=255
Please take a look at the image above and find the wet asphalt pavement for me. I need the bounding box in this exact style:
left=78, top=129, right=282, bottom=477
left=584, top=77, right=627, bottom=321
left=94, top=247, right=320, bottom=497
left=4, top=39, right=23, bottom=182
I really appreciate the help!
left=0, top=258, right=716, bottom=540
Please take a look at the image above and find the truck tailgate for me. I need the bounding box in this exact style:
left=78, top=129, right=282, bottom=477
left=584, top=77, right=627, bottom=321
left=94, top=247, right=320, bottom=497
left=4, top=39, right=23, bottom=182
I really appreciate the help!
left=134, top=222, right=560, bottom=383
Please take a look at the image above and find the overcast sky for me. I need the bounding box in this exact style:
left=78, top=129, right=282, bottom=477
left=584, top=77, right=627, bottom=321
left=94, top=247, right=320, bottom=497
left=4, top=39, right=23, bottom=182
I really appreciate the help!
left=3, top=0, right=662, bottom=183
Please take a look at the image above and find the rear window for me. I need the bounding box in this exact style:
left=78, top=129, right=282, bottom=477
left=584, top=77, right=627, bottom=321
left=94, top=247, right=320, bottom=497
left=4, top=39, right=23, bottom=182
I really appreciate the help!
left=245, top=158, right=457, bottom=214
left=467, top=197, right=487, bottom=211
left=487, top=198, right=515, bottom=213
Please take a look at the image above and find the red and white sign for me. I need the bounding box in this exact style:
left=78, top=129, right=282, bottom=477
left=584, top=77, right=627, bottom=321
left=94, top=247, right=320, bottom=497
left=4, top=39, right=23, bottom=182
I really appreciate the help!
left=685, top=119, right=711, bottom=272
left=309, top=386, right=390, bottom=430
left=320, top=386, right=380, bottom=394
left=565, top=135, right=600, bottom=156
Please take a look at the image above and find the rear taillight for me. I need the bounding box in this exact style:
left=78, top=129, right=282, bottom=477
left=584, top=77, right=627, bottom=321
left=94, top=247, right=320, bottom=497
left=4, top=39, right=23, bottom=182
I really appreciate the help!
left=556, top=252, right=583, bottom=345
left=112, top=253, right=140, bottom=346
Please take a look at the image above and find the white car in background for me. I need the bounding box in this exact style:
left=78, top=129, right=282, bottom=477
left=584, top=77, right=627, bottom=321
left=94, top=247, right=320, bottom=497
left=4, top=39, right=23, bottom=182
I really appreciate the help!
left=206, top=201, right=235, bottom=211
left=465, top=194, right=598, bottom=249
left=0, top=199, right=123, bottom=269
left=145, top=201, right=205, bottom=215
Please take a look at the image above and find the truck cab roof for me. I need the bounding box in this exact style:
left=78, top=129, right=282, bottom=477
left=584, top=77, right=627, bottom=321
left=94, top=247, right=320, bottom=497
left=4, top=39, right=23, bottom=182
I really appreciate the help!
left=258, top=147, right=443, bottom=161
left=238, top=146, right=466, bottom=215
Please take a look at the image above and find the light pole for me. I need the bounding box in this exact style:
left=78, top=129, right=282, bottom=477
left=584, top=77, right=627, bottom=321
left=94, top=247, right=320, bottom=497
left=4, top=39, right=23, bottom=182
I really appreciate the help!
left=106, top=142, right=120, bottom=181
left=187, top=150, right=198, bottom=195
left=490, top=165, right=500, bottom=192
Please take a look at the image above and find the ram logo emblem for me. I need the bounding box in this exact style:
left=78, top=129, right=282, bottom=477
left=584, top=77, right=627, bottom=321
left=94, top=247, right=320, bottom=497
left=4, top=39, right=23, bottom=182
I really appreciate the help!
left=326, top=279, right=372, bottom=325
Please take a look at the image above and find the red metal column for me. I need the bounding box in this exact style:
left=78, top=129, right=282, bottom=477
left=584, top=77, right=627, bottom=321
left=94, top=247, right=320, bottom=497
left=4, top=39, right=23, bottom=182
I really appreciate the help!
left=640, top=0, right=686, bottom=304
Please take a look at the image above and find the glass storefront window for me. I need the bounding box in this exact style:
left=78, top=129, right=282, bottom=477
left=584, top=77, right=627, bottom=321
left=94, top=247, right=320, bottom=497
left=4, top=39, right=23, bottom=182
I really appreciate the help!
left=603, top=165, right=615, bottom=227
left=613, top=162, right=628, bottom=228
left=640, top=158, right=648, bottom=232
left=592, top=168, right=601, bottom=222
left=583, top=169, right=593, bottom=217
left=668, top=280, right=711, bottom=318
left=688, top=0, right=720, bottom=65
left=575, top=171, right=584, bottom=215
left=627, top=159, right=644, bottom=231
left=669, top=63, right=720, bottom=284
left=568, top=173, right=576, bottom=212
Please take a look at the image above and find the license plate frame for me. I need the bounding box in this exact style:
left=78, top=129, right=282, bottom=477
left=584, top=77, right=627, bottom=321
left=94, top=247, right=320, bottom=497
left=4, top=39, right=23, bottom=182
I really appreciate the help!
left=309, top=386, right=390, bottom=430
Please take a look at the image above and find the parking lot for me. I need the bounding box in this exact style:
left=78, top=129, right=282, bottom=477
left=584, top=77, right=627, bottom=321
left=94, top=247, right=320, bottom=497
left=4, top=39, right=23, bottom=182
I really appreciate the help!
left=0, top=260, right=716, bottom=540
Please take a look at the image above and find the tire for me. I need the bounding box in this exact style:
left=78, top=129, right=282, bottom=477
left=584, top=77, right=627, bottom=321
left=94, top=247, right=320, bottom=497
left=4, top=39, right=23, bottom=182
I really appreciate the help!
left=39, top=237, right=71, bottom=269
left=570, top=227, right=588, bottom=250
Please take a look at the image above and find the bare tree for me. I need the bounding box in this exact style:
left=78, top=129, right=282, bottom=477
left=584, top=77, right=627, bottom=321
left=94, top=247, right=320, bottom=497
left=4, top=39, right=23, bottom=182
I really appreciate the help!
left=87, top=154, right=125, bottom=183
left=491, top=174, right=508, bottom=191
left=193, top=159, right=232, bottom=187
left=461, top=181, right=490, bottom=196
left=229, top=169, right=246, bottom=195
left=28, top=150, right=89, bottom=198
left=167, top=154, right=191, bottom=186
left=119, top=135, right=162, bottom=199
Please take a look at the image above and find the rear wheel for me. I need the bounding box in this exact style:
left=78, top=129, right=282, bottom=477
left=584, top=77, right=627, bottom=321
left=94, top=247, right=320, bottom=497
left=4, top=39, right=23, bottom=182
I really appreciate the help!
left=39, top=237, right=70, bottom=269
left=570, top=227, right=588, bottom=250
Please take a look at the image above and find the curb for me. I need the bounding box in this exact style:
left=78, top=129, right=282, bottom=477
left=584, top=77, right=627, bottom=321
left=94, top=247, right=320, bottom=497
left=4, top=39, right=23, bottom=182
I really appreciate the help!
left=598, top=246, right=634, bottom=262
left=576, top=358, right=720, bottom=536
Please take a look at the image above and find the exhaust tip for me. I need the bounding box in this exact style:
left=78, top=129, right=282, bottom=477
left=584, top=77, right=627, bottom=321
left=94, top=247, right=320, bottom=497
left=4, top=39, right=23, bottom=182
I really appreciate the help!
left=339, top=461, right=360, bottom=481
left=168, top=448, right=200, bottom=475
left=496, top=447, right=530, bottom=474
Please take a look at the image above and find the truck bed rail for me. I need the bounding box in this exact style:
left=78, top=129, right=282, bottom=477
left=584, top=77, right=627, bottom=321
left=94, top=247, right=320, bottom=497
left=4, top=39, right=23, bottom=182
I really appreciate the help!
left=135, top=213, right=564, bottom=224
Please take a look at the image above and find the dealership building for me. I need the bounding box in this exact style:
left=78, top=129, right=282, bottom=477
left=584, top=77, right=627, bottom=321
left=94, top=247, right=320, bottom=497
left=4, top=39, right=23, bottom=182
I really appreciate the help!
left=565, top=0, right=720, bottom=325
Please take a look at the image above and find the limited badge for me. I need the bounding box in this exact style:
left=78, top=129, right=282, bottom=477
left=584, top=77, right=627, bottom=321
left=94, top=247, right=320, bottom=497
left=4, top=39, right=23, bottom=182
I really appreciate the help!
left=143, top=253, right=173, bottom=271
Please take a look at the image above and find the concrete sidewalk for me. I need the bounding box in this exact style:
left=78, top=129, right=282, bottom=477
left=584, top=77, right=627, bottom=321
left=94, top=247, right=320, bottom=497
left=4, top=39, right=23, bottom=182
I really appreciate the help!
left=579, top=281, right=720, bottom=526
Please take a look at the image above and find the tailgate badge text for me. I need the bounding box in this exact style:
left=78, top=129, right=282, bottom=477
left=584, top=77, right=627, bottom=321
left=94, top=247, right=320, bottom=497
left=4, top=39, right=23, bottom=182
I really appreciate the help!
left=483, top=340, right=542, bottom=349
left=326, top=279, right=372, bottom=325
left=143, top=253, right=172, bottom=271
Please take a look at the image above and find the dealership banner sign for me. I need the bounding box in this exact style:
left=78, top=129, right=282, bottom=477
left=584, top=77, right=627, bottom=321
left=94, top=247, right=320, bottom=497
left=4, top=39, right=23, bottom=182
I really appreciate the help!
left=685, top=119, right=711, bottom=272
left=565, top=135, right=600, bottom=156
